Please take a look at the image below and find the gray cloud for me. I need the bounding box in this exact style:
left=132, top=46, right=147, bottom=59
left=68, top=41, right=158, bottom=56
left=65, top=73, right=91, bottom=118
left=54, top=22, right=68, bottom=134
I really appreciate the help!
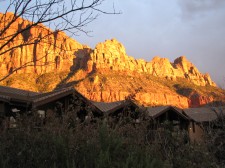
left=177, top=0, right=225, bottom=19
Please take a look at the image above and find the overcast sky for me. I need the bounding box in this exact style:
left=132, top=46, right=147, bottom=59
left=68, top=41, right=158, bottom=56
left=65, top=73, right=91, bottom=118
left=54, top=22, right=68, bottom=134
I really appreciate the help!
left=75, top=0, right=225, bottom=87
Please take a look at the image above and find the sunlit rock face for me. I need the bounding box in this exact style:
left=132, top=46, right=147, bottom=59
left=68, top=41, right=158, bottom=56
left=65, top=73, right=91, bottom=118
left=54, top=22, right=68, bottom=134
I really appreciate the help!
left=0, top=12, right=91, bottom=75
left=188, top=93, right=214, bottom=108
left=0, top=12, right=221, bottom=108
left=173, top=56, right=216, bottom=86
left=0, top=13, right=216, bottom=87
left=82, top=38, right=216, bottom=87
left=77, top=89, right=190, bottom=108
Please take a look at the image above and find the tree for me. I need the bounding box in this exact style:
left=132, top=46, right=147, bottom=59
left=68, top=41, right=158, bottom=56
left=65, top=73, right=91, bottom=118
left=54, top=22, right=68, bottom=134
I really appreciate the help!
left=0, top=0, right=119, bottom=81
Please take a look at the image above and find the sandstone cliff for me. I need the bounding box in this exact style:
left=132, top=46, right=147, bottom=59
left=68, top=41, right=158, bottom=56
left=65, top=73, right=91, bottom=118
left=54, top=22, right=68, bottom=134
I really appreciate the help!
left=0, top=12, right=91, bottom=75
left=68, top=39, right=222, bottom=108
left=0, top=13, right=216, bottom=87
left=0, top=12, right=223, bottom=108
left=78, top=39, right=216, bottom=87
left=73, top=71, right=224, bottom=108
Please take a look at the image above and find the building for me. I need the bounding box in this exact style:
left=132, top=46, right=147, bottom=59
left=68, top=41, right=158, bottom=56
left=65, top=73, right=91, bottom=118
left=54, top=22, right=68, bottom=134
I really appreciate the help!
left=145, top=106, right=190, bottom=143
left=182, top=107, right=219, bottom=142
left=1, top=85, right=224, bottom=143
left=146, top=105, right=189, bottom=129
left=90, top=100, right=141, bottom=125
left=0, top=85, right=90, bottom=128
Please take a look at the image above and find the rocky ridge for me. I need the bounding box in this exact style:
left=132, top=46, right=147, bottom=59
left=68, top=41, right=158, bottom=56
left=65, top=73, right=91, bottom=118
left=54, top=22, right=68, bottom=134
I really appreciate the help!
left=0, top=12, right=90, bottom=75
left=0, top=12, right=223, bottom=108
left=77, top=39, right=216, bottom=87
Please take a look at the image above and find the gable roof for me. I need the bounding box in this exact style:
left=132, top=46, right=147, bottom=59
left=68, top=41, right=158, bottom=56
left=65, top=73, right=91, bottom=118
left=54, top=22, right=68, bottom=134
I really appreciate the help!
left=146, top=105, right=188, bottom=120
left=0, top=85, right=39, bottom=102
left=32, top=87, right=89, bottom=107
left=32, top=87, right=75, bottom=107
left=0, top=85, right=88, bottom=108
left=183, top=107, right=218, bottom=123
left=90, top=100, right=127, bottom=114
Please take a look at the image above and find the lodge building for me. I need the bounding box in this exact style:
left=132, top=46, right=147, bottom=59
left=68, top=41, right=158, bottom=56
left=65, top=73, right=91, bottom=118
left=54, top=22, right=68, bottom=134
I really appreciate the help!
left=0, top=85, right=224, bottom=142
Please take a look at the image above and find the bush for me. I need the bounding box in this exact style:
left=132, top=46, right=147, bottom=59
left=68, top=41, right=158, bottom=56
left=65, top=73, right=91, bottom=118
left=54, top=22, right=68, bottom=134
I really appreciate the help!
left=0, top=113, right=222, bottom=168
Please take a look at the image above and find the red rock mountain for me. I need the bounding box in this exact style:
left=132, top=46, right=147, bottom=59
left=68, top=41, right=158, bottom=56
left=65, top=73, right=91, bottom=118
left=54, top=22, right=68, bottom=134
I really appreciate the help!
left=0, top=12, right=224, bottom=108
left=0, top=12, right=90, bottom=75
left=77, top=39, right=216, bottom=87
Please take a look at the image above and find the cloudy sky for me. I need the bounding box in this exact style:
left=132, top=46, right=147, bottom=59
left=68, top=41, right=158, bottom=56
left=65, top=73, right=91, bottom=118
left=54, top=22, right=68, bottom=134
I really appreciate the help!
left=75, top=0, right=225, bottom=87
left=0, top=0, right=224, bottom=87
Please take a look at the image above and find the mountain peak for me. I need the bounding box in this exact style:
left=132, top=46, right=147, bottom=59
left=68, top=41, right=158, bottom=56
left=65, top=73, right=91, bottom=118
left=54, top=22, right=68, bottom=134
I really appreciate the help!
left=175, top=55, right=187, bottom=61
left=79, top=39, right=215, bottom=87
left=0, top=13, right=222, bottom=108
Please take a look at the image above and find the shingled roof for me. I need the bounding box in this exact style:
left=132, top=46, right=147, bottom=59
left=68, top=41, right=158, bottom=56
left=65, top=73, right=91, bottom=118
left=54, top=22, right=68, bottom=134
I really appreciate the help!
left=146, top=105, right=188, bottom=120
left=183, top=107, right=218, bottom=123
left=32, top=87, right=89, bottom=107
left=0, top=85, right=39, bottom=102
left=91, top=100, right=127, bottom=114
left=32, top=87, right=73, bottom=106
left=0, top=85, right=88, bottom=108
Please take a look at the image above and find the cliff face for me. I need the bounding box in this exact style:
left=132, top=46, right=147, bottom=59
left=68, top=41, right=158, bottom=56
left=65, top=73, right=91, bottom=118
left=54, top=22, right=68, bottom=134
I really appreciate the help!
left=0, top=12, right=91, bottom=75
left=0, top=13, right=216, bottom=87
left=78, top=39, right=216, bottom=87
left=73, top=71, right=192, bottom=108
left=74, top=70, right=224, bottom=108
left=0, top=12, right=223, bottom=108
left=72, top=39, right=219, bottom=108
